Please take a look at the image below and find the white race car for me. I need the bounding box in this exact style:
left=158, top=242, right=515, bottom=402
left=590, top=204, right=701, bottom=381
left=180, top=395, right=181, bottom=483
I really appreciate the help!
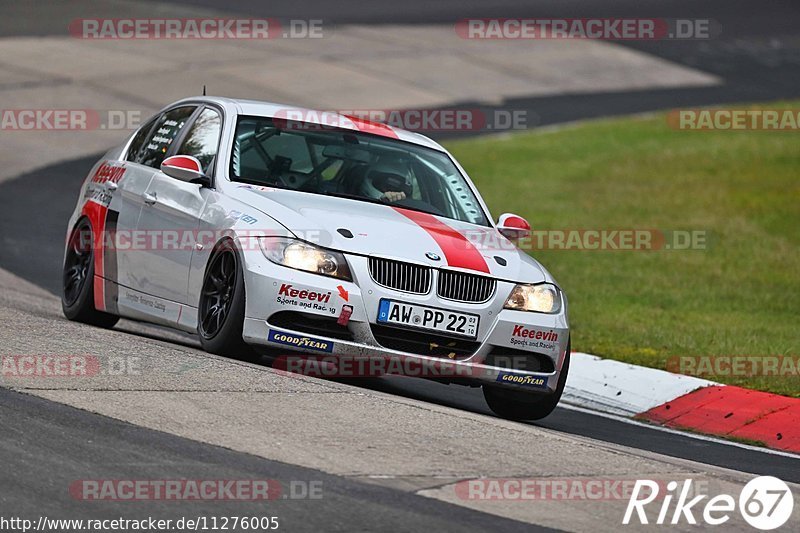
left=62, top=97, right=570, bottom=419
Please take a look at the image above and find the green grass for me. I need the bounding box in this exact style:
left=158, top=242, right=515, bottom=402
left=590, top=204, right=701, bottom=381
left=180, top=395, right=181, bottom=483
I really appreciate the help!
left=444, top=102, right=800, bottom=396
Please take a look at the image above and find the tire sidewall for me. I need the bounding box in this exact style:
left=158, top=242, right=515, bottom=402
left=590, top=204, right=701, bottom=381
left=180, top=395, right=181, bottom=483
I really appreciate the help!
left=484, top=337, right=571, bottom=420
left=62, top=220, right=93, bottom=318
left=198, top=242, right=248, bottom=355
left=61, top=218, right=119, bottom=328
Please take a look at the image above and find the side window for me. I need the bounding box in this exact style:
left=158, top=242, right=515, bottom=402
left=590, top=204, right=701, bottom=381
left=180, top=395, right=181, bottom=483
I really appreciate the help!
left=125, top=116, right=158, bottom=163
left=176, top=108, right=222, bottom=174
left=138, top=106, right=196, bottom=169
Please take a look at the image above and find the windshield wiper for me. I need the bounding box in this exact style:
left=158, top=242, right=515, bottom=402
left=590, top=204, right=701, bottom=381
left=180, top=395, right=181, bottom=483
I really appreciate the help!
left=319, top=191, right=386, bottom=206
left=233, top=177, right=292, bottom=191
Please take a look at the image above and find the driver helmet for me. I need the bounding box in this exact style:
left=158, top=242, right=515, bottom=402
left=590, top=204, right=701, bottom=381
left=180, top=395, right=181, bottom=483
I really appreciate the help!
left=360, top=157, right=412, bottom=199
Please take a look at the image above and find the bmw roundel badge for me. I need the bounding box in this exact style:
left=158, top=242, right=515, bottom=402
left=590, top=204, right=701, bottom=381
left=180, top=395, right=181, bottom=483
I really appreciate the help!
left=425, top=252, right=441, bottom=261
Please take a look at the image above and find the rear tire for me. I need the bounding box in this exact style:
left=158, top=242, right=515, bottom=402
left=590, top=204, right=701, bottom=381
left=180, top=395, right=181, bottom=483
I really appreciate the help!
left=197, top=241, right=255, bottom=359
left=61, top=218, right=119, bottom=328
left=483, top=339, right=571, bottom=421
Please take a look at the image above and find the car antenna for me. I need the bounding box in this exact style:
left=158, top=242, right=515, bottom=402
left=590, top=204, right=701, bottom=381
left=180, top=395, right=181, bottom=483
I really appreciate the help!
left=202, top=84, right=206, bottom=96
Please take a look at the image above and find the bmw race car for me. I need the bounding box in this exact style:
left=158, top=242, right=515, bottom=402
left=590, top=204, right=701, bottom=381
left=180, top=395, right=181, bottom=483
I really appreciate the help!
left=62, top=97, right=570, bottom=420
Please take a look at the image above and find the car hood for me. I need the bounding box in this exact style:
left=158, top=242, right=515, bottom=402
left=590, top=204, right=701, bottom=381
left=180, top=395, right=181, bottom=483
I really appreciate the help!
left=232, top=186, right=547, bottom=282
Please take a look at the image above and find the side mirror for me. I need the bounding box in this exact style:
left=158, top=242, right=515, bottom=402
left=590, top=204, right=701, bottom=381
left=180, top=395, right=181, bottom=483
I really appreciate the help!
left=497, top=213, right=531, bottom=240
left=161, top=155, right=210, bottom=186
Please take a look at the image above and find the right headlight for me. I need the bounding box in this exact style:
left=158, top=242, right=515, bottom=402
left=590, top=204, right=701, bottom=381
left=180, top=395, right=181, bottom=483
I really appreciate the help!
left=504, top=283, right=562, bottom=314
left=258, top=237, right=352, bottom=281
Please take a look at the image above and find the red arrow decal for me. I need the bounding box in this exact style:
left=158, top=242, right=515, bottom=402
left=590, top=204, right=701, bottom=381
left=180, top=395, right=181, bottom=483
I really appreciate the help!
left=337, top=285, right=349, bottom=302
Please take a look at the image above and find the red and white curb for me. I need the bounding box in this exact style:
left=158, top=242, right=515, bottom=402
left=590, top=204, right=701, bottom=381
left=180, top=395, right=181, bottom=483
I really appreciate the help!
left=564, top=352, right=800, bottom=454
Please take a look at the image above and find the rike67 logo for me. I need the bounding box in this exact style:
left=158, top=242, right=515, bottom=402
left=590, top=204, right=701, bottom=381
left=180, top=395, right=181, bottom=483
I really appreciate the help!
left=624, top=476, right=794, bottom=530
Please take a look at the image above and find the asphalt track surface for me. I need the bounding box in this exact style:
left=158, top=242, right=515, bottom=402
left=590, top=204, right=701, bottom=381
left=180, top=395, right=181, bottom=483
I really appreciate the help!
left=156, top=0, right=800, bottom=138
left=5, top=0, right=798, bottom=36
left=2, top=0, right=800, bottom=530
left=3, top=1, right=799, bottom=137
left=0, top=388, right=550, bottom=532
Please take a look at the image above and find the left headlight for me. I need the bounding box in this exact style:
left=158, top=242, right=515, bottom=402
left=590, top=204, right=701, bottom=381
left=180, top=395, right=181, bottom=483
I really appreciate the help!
left=504, top=283, right=562, bottom=314
left=258, top=237, right=352, bottom=281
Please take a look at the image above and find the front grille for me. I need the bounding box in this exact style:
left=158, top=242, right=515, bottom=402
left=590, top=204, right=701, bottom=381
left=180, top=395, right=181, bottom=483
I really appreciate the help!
left=368, top=257, right=431, bottom=294
left=370, top=324, right=479, bottom=359
left=437, top=270, right=496, bottom=303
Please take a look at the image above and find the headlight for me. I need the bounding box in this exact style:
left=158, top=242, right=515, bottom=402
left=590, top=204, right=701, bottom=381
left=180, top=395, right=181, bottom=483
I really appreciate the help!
left=504, top=283, right=561, bottom=314
left=259, top=238, right=352, bottom=281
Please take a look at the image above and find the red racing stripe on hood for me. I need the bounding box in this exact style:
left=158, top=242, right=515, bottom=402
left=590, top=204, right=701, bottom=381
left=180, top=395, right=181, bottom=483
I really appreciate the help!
left=393, top=207, right=490, bottom=273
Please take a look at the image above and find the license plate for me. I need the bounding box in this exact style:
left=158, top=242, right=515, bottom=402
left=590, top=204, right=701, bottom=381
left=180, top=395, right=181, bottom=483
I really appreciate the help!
left=377, top=299, right=479, bottom=339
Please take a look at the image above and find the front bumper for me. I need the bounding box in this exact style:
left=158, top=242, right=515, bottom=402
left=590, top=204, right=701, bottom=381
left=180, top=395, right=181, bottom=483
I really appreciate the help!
left=241, top=249, right=570, bottom=394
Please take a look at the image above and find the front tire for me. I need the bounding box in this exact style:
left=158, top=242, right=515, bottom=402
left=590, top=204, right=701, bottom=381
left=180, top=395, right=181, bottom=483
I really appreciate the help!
left=61, top=218, right=119, bottom=328
left=483, top=339, right=571, bottom=421
left=197, top=241, right=253, bottom=358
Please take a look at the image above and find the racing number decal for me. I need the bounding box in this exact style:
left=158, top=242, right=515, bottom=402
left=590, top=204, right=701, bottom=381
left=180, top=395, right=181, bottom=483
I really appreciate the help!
left=393, top=207, right=490, bottom=273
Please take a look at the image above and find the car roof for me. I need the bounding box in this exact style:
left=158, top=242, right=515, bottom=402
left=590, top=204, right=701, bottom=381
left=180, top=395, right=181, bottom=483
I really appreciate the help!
left=167, top=96, right=447, bottom=152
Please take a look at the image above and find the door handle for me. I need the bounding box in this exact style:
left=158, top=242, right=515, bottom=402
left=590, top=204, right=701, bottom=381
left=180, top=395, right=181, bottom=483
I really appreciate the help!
left=105, top=181, right=118, bottom=191
left=143, top=191, right=158, bottom=205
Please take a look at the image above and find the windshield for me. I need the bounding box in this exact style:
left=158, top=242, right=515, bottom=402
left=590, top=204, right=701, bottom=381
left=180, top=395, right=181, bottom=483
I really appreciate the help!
left=229, top=116, right=489, bottom=226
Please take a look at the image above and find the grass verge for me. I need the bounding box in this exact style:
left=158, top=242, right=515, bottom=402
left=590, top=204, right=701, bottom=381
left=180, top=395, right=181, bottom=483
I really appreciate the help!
left=444, top=102, right=800, bottom=396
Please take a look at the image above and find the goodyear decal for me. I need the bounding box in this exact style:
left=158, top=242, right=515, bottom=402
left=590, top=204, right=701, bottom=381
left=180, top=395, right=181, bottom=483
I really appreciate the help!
left=267, top=330, right=334, bottom=353
left=496, top=371, right=548, bottom=389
